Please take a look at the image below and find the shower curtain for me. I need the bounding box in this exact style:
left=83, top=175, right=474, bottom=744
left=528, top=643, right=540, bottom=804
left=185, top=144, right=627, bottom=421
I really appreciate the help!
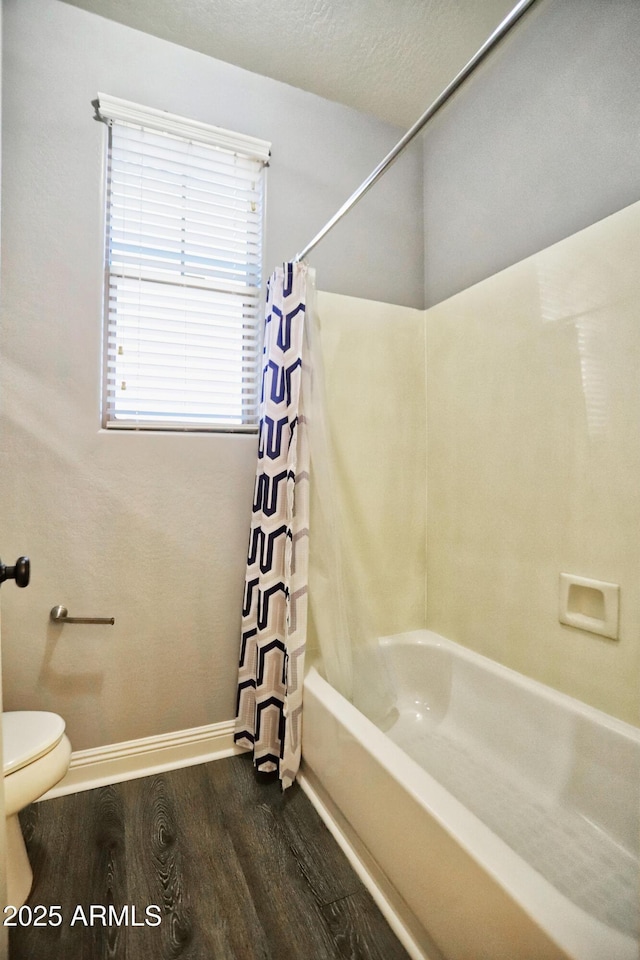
left=234, top=262, right=311, bottom=788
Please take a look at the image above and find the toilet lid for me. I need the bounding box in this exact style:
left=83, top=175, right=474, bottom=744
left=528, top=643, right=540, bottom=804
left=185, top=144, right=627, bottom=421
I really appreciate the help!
left=3, top=712, right=66, bottom=775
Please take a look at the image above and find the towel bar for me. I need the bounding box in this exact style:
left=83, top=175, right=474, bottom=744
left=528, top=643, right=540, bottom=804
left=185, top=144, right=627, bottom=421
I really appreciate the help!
left=50, top=605, right=114, bottom=625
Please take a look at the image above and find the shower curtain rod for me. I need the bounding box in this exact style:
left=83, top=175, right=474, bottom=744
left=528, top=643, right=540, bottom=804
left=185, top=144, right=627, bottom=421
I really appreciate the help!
left=294, top=0, right=538, bottom=263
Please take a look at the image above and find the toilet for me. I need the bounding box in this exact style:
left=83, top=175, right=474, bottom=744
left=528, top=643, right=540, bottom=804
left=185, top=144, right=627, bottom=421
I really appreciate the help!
left=3, top=712, right=71, bottom=905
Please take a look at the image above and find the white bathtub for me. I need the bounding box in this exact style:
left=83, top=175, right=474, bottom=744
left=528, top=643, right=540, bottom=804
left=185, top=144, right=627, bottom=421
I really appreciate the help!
left=300, top=630, right=639, bottom=960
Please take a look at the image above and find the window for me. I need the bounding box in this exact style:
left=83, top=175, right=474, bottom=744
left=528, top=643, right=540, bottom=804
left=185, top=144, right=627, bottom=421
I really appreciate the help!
left=95, top=94, right=270, bottom=431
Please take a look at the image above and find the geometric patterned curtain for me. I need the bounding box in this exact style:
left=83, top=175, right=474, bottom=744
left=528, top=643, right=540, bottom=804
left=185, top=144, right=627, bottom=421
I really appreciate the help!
left=234, top=262, right=310, bottom=788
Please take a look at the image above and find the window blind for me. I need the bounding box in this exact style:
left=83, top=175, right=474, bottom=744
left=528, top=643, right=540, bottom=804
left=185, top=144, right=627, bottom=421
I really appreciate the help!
left=97, top=95, right=270, bottom=431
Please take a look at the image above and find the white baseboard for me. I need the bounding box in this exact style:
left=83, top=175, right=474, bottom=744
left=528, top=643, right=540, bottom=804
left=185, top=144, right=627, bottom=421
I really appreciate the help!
left=297, top=763, right=443, bottom=960
left=41, top=720, right=245, bottom=800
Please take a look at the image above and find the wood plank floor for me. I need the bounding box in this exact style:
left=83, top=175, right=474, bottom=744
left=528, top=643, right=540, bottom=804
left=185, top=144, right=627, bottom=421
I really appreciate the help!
left=10, top=754, right=411, bottom=960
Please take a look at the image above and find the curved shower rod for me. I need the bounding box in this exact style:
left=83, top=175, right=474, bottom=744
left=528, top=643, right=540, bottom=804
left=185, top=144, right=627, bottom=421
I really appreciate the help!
left=294, top=0, right=539, bottom=263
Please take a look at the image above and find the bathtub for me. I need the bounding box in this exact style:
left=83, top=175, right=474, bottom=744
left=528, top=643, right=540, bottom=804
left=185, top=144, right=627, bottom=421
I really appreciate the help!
left=300, top=630, right=639, bottom=960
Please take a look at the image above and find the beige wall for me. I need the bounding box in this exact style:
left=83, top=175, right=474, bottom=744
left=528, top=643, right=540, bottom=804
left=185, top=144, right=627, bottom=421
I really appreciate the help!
left=425, top=200, right=640, bottom=726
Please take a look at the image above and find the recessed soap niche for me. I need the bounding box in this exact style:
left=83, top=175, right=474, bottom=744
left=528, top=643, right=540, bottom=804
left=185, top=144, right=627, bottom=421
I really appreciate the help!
left=558, top=573, right=620, bottom=640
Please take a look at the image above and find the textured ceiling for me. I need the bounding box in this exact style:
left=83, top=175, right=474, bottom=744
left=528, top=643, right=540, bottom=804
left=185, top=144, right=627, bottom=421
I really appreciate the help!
left=61, top=0, right=518, bottom=127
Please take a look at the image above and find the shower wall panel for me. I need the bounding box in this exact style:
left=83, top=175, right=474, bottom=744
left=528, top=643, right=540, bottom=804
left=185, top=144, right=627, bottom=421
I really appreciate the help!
left=308, top=292, right=427, bottom=656
left=425, top=200, right=640, bottom=726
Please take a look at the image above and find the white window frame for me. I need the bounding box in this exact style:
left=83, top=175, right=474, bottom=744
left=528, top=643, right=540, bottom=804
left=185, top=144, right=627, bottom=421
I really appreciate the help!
left=96, top=94, right=270, bottom=432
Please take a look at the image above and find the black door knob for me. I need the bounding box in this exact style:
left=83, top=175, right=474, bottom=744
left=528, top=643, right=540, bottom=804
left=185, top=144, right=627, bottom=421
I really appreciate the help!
left=0, top=557, right=30, bottom=588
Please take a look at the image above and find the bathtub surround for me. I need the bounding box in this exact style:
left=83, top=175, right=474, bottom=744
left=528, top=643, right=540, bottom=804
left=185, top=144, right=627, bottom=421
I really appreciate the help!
left=306, top=291, right=427, bottom=726
left=310, top=292, right=427, bottom=645
left=308, top=201, right=639, bottom=727
left=425, top=198, right=640, bottom=725
left=235, top=264, right=311, bottom=787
